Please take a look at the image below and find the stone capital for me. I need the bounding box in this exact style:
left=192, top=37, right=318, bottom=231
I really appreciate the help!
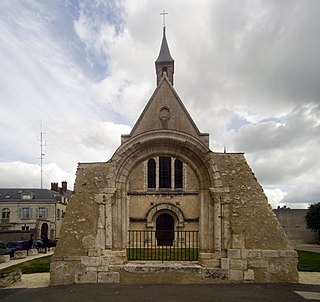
left=95, top=190, right=116, bottom=204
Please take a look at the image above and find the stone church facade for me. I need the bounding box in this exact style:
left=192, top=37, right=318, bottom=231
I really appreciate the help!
left=50, top=27, right=298, bottom=285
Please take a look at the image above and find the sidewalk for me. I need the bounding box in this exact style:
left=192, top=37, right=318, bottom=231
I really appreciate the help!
left=0, top=250, right=53, bottom=271
left=294, top=243, right=320, bottom=253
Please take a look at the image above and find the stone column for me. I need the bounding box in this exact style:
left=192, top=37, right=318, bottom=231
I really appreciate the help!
left=156, top=157, right=159, bottom=190
left=199, top=189, right=209, bottom=251
left=209, top=187, right=230, bottom=252
left=95, top=189, right=116, bottom=250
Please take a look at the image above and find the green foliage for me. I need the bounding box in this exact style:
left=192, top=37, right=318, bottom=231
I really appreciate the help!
left=305, top=202, right=320, bottom=240
left=297, top=250, right=320, bottom=272
left=0, top=255, right=52, bottom=275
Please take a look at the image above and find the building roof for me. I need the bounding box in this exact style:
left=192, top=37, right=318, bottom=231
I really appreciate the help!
left=0, top=188, right=72, bottom=203
left=155, top=27, right=174, bottom=63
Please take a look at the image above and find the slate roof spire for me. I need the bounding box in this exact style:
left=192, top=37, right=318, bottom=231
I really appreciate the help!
left=155, top=25, right=174, bottom=86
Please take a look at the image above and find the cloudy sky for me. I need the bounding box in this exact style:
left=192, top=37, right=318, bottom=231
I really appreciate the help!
left=0, top=0, right=319, bottom=209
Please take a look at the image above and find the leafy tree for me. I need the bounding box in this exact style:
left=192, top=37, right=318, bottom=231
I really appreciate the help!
left=305, top=202, right=320, bottom=242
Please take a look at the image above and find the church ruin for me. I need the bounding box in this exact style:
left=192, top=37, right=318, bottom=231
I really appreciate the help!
left=50, top=25, right=298, bottom=285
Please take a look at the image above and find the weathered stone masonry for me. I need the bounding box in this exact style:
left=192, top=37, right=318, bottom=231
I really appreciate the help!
left=50, top=26, right=298, bottom=285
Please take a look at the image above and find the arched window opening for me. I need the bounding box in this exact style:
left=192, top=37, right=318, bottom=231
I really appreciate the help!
left=147, top=158, right=156, bottom=188
left=159, top=156, right=171, bottom=188
left=174, top=159, right=183, bottom=189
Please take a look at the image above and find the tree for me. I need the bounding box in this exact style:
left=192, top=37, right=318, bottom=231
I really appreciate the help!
left=305, top=202, right=320, bottom=242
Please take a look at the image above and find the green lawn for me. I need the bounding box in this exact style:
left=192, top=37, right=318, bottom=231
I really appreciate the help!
left=127, top=247, right=199, bottom=261
left=0, top=255, right=52, bottom=275
left=296, top=250, right=320, bottom=272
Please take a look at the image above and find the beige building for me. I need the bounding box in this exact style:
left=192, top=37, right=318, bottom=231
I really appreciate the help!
left=0, top=182, right=71, bottom=242
left=274, top=208, right=318, bottom=244
left=51, top=27, right=298, bottom=284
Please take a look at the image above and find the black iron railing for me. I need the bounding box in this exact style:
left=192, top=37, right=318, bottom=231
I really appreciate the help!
left=127, top=230, right=199, bottom=261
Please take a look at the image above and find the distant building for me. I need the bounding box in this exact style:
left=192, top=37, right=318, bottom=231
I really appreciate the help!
left=0, top=181, right=72, bottom=242
left=273, top=207, right=318, bottom=244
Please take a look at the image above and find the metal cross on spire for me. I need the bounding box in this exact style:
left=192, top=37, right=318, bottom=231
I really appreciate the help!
left=160, top=9, right=168, bottom=28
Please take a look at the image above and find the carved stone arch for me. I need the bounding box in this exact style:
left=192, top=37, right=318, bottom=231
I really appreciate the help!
left=146, top=203, right=185, bottom=228
left=113, top=130, right=213, bottom=190
left=110, top=130, right=217, bottom=251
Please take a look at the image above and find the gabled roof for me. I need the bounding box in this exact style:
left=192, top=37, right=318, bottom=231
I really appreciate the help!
left=121, top=75, right=209, bottom=147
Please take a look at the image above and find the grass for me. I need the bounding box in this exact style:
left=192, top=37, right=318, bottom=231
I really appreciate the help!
left=296, top=250, right=320, bottom=272
left=0, top=255, right=52, bottom=275
left=127, top=248, right=199, bottom=261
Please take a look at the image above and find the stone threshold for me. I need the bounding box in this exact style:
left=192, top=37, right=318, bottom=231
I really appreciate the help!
left=124, top=261, right=201, bottom=273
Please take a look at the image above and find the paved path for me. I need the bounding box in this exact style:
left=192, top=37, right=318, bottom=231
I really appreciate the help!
left=1, top=283, right=320, bottom=302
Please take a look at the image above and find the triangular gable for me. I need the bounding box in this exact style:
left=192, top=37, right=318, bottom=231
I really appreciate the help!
left=121, top=76, right=209, bottom=147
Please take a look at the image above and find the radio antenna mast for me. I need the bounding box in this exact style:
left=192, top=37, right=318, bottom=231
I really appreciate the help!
left=38, top=121, right=46, bottom=189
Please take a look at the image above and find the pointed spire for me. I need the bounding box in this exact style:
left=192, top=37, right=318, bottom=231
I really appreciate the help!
left=156, top=27, right=174, bottom=63
left=155, top=24, right=174, bottom=86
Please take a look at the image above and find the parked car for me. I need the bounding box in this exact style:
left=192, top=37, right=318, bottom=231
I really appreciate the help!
left=0, top=241, right=10, bottom=256
left=33, top=239, right=43, bottom=250
left=6, top=240, right=28, bottom=257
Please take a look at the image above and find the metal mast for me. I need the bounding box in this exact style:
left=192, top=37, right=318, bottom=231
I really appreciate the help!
left=38, top=121, right=46, bottom=189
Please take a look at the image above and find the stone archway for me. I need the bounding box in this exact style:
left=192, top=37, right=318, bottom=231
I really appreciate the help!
left=41, top=223, right=48, bottom=238
left=146, top=203, right=184, bottom=228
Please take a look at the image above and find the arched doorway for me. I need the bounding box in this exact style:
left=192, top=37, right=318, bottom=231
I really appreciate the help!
left=156, top=213, right=174, bottom=246
left=41, top=223, right=48, bottom=238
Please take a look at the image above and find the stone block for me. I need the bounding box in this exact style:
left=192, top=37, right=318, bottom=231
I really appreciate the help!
left=98, top=265, right=109, bottom=272
left=248, top=259, right=267, bottom=268
left=27, top=249, right=38, bottom=256
left=232, top=235, right=245, bottom=249
left=86, top=266, right=98, bottom=272
left=243, top=269, right=255, bottom=282
left=0, top=255, right=10, bottom=263
left=81, top=256, right=101, bottom=266
left=230, top=259, right=247, bottom=270
left=261, top=250, right=278, bottom=258
left=0, top=271, right=22, bottom=288
left=98, top=272, right=120, bottom=283
left=201, top=268, right=228, bottom=280
left=199, top=259, right=220, bottom=268
left=278, top=250, right=298, bottom=258
left=221, top=258, right=229, bottom=270
left=229, top=269, right=244, bottom=281
left=14, top=250, right=27, bottom=259
left=227, top=249, right=240, bottom=259
left=241, top=249, right=261, bottom=259
left=76, top=271, right=97, bottom=283
left=88, top=249, right=101, bottom=257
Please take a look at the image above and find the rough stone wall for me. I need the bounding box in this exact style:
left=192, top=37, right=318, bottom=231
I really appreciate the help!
left=211, top=152, right=290, bottom=250
left=51, top=143, right=298, bottom=285
left=206, top=152, right=298, bottom=282
left=51, top=162, right=115, bottom=284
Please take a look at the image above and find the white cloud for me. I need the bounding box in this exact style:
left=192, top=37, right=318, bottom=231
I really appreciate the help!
left=0, top=0, right=319, bottom=208
left=0, top=161, right=73, bottom=189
